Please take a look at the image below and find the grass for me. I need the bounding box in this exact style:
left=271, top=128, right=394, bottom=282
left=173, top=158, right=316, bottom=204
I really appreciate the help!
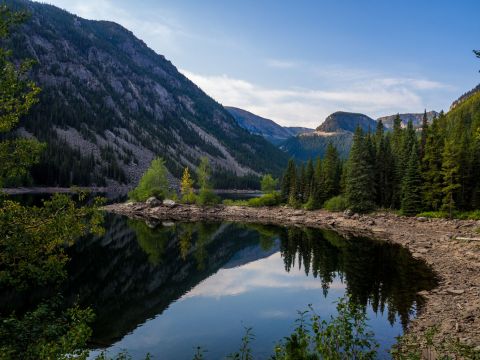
left=223, top=192, right=282, bottom=207
left=417, top=210, right=480, bottom=220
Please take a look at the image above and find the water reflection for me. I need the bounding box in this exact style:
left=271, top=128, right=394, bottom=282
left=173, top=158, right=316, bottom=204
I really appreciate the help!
left=63, top=215, right=436, bottom=357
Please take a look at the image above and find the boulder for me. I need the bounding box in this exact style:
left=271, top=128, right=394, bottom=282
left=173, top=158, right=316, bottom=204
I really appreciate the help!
left=146, top=197, right=161, bottom=207
left=343, top=209, right=353, bottom=218
left=417, top=216, right=428, bottom=222
left=163, top=199, right=176, bottom=207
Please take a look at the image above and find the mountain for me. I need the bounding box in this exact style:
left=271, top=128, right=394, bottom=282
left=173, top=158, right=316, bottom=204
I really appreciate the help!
left=377, top=111, right=439, bottom=129
left=5, top=0, right=288, bottom=188
left=281, top=112, right=376, bottom=160
left=316, top=111, right=377, bottom=133
left=225, top=106, right=314, bottom=145
left=450, top=84, right=480, bottom=110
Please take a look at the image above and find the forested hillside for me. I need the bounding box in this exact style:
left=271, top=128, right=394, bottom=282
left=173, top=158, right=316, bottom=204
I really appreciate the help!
left=3, top=0, right=287, bottom=188
left=280, top=91, right=480, bottom=215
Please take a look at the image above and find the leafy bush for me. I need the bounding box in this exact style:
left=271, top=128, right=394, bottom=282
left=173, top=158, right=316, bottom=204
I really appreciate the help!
left=323, top=195, right=348, bottom=212
left=223, top=192, right=281, bottom=207
left=129, top=158, right=170, bottom=201
left=247, top=192, right=281, bottom=207
left=417, top=210, right=480, bottom=220
left=275, top=297, right=378, bottom=359
left=196, top=189, right=220, bottom=206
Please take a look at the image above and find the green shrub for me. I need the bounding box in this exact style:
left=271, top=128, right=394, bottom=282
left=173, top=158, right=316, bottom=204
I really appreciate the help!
left=247, top=192, right=281, bottom=207
left=417, top=210, right=480, bottom=220
left=222, top=199, right=249, bottom=206
left=323, top=195, right=348, bottom=212
left=129, top=158, right=170, bottom=201
left=196, top=189, right=220, bottom=206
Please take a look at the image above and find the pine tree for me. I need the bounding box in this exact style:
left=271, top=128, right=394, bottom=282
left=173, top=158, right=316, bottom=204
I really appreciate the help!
left=180, top=167, right=195, bottom=203
left=298, top=163, right=306, bottom=203
left=419, top=110, right=428, bottom=160
left=391, top=114, right=404, bottom=208
left=401, top=143, right=423, bottom=216
left=441, top=137, right=461, bottom=218
left=422, top=115, right=444, bottom=210
left=323, top=143, right=341, bottom=199
left=304, top=159, right=314, bottom=201
left=281, top=158, right=296, bottom=202
left=345, top=127, right=376, bottom=213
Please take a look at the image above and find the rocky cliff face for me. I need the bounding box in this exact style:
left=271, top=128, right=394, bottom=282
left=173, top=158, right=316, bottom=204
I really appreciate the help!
left=281, top=112, right=376, bottom=160
left=6, top=0, right=287, bottom=188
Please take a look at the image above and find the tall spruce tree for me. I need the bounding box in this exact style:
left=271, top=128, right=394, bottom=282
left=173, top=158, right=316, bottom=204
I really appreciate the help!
left=281, top=158, right=296, bottom=202
left=419, top=110, right=429, bottom=160
left=323, top=143, right=340, bottom=199
left=304, top=159, right=314, bottom=201
left=345, top=127, right=376, bottom=213
left=401, top=143, right=423, bottom=216
left=441, top=137, right=461, bottom=218
left=422, top=115, right=444, bottom=210
left=391, top=114, right=404, bottom=207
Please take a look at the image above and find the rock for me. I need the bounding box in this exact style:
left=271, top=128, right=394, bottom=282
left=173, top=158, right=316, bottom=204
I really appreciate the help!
left=145, top=219, right=159, bottom=228
left=343, top=209, right=353, bottom=218
left=367, top=220, right=375, bottom=226
left=447, top=288, right=465, bottom=295
left=162, top=221, right=175, bottom=227
left=163, top=199, right=176, bottom=207
left=352, top=213, right=360, bottom=220
left=146, top=197, right=161, bottom=207
left=417, top=216, right=428, bottom=222
left=417, top=290, right=430, bottom=297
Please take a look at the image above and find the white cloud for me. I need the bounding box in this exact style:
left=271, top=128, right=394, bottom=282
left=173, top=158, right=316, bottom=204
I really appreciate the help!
left=181, top=252, right=346, bottom=300
left=266, top=59, right=301, bottom=69
left=181, top=69, right=446, bottom=128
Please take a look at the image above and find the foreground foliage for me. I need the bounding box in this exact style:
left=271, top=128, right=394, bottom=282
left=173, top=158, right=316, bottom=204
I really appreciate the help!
left=0, top=6, right=104, bottom=359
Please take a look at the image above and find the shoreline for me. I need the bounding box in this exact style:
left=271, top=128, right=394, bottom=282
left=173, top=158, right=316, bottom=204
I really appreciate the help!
left=102, top=202, right=480, bottom=350
left=1, top=187, right=261, bottom=196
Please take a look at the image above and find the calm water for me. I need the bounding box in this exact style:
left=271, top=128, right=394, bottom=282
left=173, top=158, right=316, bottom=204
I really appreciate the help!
left=63, top=214, right=436, bottom=360
left=3, top=193, right=437, bottom=359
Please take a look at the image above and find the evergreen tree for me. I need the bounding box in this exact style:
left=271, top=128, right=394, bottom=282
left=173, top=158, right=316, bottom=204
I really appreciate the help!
left=304, top=159, right=314, bottom=201
left=281, top=158, right=296, bottom=202
left=298, top=163, right=306, bottom=203
left=419, top=110, right=428, bottom=160
left=401, top=143, right=423, bottom=216
left=391, top=114, right=404, bottom=207
left=441, top=137, right=461, bottom=218
left=345, top=127, right=376, bottom=213
left=422, top=115, right=444, bottom=210
left=323, top=143, right=341, bottom=199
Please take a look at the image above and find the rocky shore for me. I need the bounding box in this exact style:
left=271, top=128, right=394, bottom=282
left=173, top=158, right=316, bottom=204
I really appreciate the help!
left=103, top=202, right=480, bottom=351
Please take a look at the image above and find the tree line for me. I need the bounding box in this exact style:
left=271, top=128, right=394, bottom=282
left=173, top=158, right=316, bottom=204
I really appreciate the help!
left=281, top=105, right=480, bottom=216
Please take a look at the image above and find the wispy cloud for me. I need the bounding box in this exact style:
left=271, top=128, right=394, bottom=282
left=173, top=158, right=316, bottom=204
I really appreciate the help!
left=182, top=68, right=448, bottom=128
left=266, top=59, right=302, bottom=69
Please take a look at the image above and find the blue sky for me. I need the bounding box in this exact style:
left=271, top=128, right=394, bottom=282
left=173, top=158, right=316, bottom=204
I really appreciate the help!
left=44, top=0, right=480, bottom=127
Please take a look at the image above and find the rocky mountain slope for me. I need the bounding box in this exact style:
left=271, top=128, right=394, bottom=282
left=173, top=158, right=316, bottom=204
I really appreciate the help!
left=225, top=106, right=313, bottom=145
left=316, top=111, right=377, bottom=133
left=450, top=83, right=480, bottom=110
left=281, top=112, right=376, bottom=160
left=377, top=111, right=439, bottom=129
left=6, top=0, right=287, bottom=188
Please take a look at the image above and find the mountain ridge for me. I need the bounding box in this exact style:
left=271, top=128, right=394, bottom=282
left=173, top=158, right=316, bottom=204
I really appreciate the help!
left=225, top=106, right=313, bottom=145
left=6, top=0, right=288, bottom=188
